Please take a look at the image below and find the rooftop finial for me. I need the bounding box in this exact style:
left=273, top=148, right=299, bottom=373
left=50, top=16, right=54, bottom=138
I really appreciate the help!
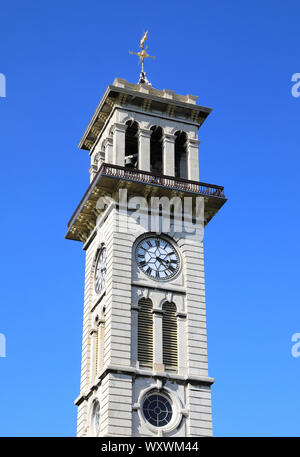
left=129, top=31, right=156, bottom=85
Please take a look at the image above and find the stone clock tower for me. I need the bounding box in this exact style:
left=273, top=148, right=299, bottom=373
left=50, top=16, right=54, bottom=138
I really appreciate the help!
left=66, top=73, right=226, bottom=437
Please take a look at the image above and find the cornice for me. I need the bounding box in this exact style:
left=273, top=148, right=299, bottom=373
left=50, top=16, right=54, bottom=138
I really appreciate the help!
left=78, top=79, right=212, bottom=152
left=74, top=364, right=214, bottom=406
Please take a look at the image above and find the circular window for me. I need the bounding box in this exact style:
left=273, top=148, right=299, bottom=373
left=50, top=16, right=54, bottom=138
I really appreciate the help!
left=91, top=400, right=100, bottom=435
left=142, top=393, right=173, bottom=427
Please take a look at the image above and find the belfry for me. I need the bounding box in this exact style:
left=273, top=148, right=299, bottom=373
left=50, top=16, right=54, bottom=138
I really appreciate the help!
left=66, top=33, right=226, bottom=437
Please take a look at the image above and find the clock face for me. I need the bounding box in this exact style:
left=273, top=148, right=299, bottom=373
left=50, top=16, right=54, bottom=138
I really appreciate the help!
left=135, top=236, right=179, bottom=281
left=95, top=247, right=106, bottom=294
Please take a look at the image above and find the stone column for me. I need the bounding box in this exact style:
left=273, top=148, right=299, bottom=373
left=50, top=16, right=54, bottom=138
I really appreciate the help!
left=152, top=308, right=165, bottom=372
left=176, top=312, right=187, bottom=375
left=103, top=137, right=113, bottom=164
left=186, top=138, right=200, bottom=181
left=112, top=123, right=127, bottom=166
left=138, top=127, right=151, bottom=171
left=89, top=152, right=101, bottom=183
left=89, top=164, right=98, bottom=183
left=162, top=133, right=175, bottom=176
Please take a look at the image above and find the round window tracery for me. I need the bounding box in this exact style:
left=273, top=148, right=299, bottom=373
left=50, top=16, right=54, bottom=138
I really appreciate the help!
left=142, top=392, right=173, bottom=427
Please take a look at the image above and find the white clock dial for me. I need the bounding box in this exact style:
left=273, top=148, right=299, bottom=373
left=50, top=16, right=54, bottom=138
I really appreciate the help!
left=95, top=247, right=106, bottom=294
left=136, top=236, right=179, bottom=281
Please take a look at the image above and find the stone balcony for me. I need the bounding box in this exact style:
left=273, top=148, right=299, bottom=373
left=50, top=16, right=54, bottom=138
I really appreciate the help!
left=66, top=163, right=227, bottom=243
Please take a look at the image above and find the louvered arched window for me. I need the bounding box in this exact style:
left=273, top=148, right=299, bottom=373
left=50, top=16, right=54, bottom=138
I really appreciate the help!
left=162, top=302, right=178, bottom=372
left=91, top=308, right=106, bottom=381
left=91, top=318, right=99, bottom=380
left=138, top=298, right=153, bottom=368
left=99, top=308, right=106, bottom=373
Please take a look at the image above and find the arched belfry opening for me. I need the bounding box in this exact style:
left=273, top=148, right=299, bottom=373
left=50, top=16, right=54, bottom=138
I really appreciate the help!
left=175, top=131, right=187, bottom=178
left=150, top=126, right=163, bottom=174
left=125, top=120, right=139, bottom=169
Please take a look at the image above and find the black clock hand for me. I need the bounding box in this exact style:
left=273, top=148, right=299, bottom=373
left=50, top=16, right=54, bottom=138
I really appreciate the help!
left=156, top=257, right=170, bottom=266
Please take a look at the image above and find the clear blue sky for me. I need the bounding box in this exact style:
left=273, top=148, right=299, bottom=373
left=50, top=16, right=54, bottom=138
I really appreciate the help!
left=0, top=0, right=299, bottom=437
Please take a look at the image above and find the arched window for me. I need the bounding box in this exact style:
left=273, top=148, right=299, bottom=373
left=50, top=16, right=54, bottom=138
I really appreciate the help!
left=162, top=302, right=178, bottom=371
left=150, top=126, right=163, bottom=174
left=99, top=307, right=106, bottom=373
left=125, top=120, right=139, bottom=169
left=138, top=298, right=153, bottom=368
left=175, top=131, right=187, bottom=178
left=91, top=399, right=100, bottom=436
left=91, top=317, right=99, bottom=380
left=91, top=307, right=106, bottom=380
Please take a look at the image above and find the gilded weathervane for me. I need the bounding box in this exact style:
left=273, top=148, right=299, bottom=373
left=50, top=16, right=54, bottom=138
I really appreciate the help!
left=130, top=31, right=156, bottom=85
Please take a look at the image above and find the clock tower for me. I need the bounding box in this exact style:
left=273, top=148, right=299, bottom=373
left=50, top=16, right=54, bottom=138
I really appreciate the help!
left=66, top=57, right=226, bottom=437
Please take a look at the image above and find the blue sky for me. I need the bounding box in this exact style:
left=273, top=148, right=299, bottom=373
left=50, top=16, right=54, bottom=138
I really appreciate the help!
left=0, top=0, right=299, bottom=436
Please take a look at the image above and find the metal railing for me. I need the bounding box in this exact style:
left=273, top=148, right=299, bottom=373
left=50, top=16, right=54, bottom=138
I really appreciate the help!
left=100, top=163, right=225, bottom=197
left=67, top=163, right=225, bottom=229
